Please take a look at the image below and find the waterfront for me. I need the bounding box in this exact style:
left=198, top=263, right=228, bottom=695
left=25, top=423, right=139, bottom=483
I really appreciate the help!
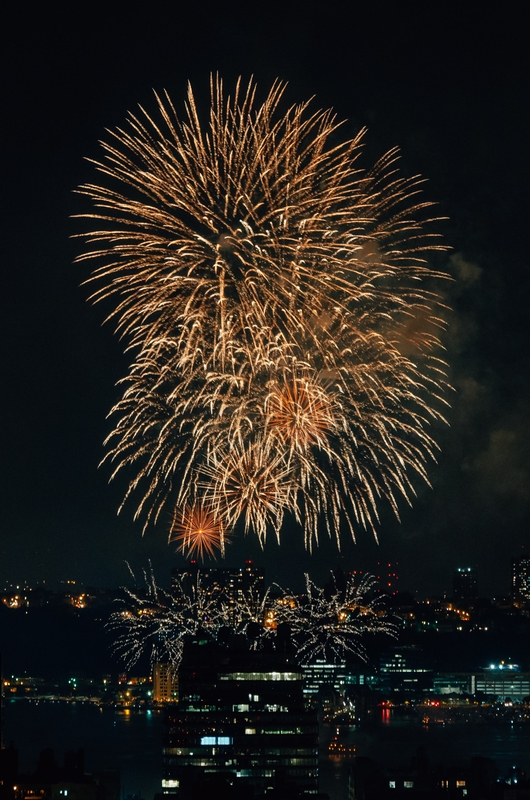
left=349, top=716, right=530, bottom=774
left=2, top=700, right=163, bottom=800
left=3, top=700, right=530, bottom=800
left=320, top=714, right=530, bottom=800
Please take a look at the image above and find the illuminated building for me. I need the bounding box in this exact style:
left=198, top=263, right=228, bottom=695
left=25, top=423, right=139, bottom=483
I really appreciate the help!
left=473, top=663, right=530, bottom=702
left=171, top=560, right=265, bottom=618
left=512, top=555, right=530, bottom=606
left=302, top=659, right=346, bottom=695
left=153, top=664, right=178, bottom=703
left=162, top=641, right=318, bottom=797
left=431, top=673, right=473, bottom=695
left=378, top=647, right=433, bottom=694
left=452, top=568, right=478, bottom=604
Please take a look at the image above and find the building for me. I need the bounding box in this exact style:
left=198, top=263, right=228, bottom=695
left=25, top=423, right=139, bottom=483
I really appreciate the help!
left=171, top=560, right=265, bottom=619
left=472, top=664, right=530, bottom=702
left=378, top=647, right=433, bottom=695
left=431, top=673, right=473, bottom=695
left=452, top=568, right=478, bottom=605
left=512, top=555, right=530, bottom=606
left=349, top=752, right=497, bottom=799
left=303, top=659, right=347, bottom=696
left=162, top=641, right=318, bottom=797
left=4, top=749, right=111, bottom=800
left=153, top=664, right=178, bottom=703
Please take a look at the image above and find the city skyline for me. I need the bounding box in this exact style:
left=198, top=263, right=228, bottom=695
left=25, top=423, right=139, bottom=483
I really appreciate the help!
left=2, top=4, right=529, bottom=598
left=2, top=554, right=529, bottom=605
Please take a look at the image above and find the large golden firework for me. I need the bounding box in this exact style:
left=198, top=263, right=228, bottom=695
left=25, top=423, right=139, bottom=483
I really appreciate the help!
left=76, top=76, right=450, bottom=551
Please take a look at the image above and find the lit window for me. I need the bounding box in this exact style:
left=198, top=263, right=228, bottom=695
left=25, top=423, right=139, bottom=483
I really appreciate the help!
left=404, top=781, right=414, bottom=788
left=456, top=781, right=466, bottom=788
left=245, top=728, right=257, bottom=735
left=161, top=780, right=179, bottom=789
left=200, top=736, right=233, bottom=746
left=389, top=780, right=396, bottom=788
left=220, top=671, right=302, bottom=681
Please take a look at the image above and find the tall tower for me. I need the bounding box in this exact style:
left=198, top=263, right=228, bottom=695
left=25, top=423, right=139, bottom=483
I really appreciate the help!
left=512, top=556, right=530, bottom=606
left=171, top=560, right=265, bottom=618
left=452, top=567, right=478, bottom=604
left=163, top=641, right=318, bottom=796
left=153, top=663, right=178, bottom=703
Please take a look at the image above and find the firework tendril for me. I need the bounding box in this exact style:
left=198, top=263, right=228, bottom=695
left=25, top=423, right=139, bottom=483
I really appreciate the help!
left=77, top=76, right=450, bottom=550
left=108, top=568, right=397, bottom=669
left=275, top=572, right=399, bottom=665
left=108, top=566, right=231, bottom=670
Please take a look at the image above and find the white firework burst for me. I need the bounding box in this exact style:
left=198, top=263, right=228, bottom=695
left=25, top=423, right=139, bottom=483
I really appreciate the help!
left=275, top=572, right=399, bottom=665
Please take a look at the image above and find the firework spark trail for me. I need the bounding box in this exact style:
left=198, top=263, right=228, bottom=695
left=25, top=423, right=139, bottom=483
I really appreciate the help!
left=109, top=568, right=397, bottom=669
left=77, top=76, right=451, bottom=549
left=108, top=568, right=278, bottom=668
left=108, top=566, right=228, bottom=669
left=225, top=583, right=279, bottom=651
left=275, top=572, right=399, bottom=665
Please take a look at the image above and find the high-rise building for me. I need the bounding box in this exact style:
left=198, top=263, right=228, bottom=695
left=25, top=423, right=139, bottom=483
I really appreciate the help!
left=153, top=663, right=178, bottom=703
left=171, top=560, right=265, bottom=619
left=512, top=555, right=530, bottom=606
left=452, top=568, right=478, bottom=604
left=162, top=641, right=318, bottom=797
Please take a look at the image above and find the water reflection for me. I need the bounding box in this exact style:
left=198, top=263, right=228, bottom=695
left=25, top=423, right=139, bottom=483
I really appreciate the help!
left=3, top=701, right=529, bottom=800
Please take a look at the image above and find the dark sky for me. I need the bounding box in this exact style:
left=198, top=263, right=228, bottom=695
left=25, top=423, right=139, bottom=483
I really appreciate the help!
left=2, top=1, right=529, bottom=598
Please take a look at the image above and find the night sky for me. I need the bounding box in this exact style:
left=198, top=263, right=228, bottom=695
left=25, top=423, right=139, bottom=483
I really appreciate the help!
left=3, top=2, right=529, bottom=598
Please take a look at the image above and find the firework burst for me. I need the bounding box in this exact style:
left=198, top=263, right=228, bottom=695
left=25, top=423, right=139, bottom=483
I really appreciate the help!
left=170, top=504, right=226, bottom=559
left=265, top=376, right=337, bottom=453
left=108, top=566, right=226, bottom=669
left=109, top=567, right=398, bottom=670
left=77, top=76, right=450, bottom=550
left=200, top=435, right=296, bottom=545
left=275, top=572, right=398, bottom=665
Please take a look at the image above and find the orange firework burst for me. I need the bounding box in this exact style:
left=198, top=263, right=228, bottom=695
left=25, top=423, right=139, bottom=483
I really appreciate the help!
left=170, top=505, right=225, bottom=560
left=266, top=378, right=336, bottom=453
